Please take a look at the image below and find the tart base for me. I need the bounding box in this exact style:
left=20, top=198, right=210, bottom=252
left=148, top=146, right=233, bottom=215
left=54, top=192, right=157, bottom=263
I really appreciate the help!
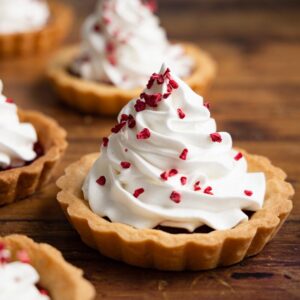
left=0, top=1, right=73, bottom=58
left=0, top=109, right=67, bottom=206
left=56, top=151, right=294, bottom=271
left=47, top=43, right=216, bottom=116
left=1, top=235, right=95, bottom=300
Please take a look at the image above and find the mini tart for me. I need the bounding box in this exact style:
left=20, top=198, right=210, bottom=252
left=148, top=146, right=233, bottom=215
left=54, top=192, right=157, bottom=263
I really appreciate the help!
left=47, top=43, right=216, bottom=116
left=0, top=1, right=73, bottom=58
left=1, top=234, right=95, bottom=300
left=56, top=150, right=294, bottom=271
left=0, top=109, right=67, bottom=206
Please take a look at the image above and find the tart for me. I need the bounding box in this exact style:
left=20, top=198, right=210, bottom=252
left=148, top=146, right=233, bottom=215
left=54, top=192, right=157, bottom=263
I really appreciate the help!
left=0, top=1, right=73, bottom=58
left=0, top=234, right=95, bottom=300
left=0, top=81, right=67, bottom=205
left=56, top=65, right=294, bottom=270
left=57, top=151, right=293, bottom=271
left=0, top=109, right=67, bottom=206
left=47, top=0, right=216, bottom=115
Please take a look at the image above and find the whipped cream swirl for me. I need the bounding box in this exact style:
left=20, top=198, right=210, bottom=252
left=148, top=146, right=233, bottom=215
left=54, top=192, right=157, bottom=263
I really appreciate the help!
left=83, top=65, right=266, bottom=231
left=72, top=0, right=193, bottom=89
left=0, top=80, right=37, bottom=169
left=0, top=245, right=50, bottom=300
left=0, top=262, right=50, bottom=300
left=0, top=0, right=49, bottom=34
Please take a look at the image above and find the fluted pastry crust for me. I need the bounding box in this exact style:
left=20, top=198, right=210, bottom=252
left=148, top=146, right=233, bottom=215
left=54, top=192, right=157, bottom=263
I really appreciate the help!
left=0, top=109, right=67, bottom=205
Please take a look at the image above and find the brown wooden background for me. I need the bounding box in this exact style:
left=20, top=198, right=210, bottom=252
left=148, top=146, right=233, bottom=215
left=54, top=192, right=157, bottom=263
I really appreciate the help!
left=0, top=0, right=299, bottom=299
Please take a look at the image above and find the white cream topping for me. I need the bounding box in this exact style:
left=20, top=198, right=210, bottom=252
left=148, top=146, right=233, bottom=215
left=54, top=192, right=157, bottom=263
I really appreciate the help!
left=0, top=80, right=37, bottom=169
left=0, top=0, right=49, bottom=34
left=0, top=262, right=49, bottom=300
left=72, top=0, right=193, bottom=89
left=83, top=65, right=266, bottom=232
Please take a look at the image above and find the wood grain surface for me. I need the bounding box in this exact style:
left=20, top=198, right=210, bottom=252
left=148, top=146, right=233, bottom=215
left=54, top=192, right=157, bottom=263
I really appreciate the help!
left=0, top=0, right=299, bottom=299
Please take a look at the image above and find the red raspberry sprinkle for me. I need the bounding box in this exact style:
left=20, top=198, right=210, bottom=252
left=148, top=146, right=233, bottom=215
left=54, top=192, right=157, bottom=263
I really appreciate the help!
left=163, top=68, right=171, bottom=78
left=141, top=93, right=162, bottom=108
left=203, top=102, right=210, bottom=110
left=0, top=250, right=10, bottom=265
left=102, top=137, right=109, bottom=147
left=5, top=98, right=14, bottom=104
left=106, top=41, right=115, bottom=53
left=121, top=162, right=131, bottom=169
left=144, top=0, right=157, bottom=12
left=169, top=79, right=179, bottom=89
left=210, top=133, right=222, bottom=143
left=160, top=171, right=169, bottom=181
left=177, top=108, right=186, bottom=119
left=169, top=169, right=178, bottom=177
left=17, top=250, right=30, bottom=264
left=234, top=152, right=243, bottom=161
left=134, top=188, right=145, bottom=198
left=170, top=191, right=181, bottom=204
left=134, top=99, right=146, bottom=112
left=39, top=290, right=49, bottom=296
left=96, top=176, right=106, bottom=186
left=179, top=148, right=188, bottom=160
left=147, top=77, right=155, bottom=89
left=103, top=16, right=111, bottom=25
left=180, top=176, right=187, bottom=185
left=0, top=243, right=5, bottom=251
left=204, top=186, right=213, bottom=195
left=244, top=190, right=253, bottom=197
left=157, top=74, right=164, bottom=84
left=93, top=23, right=101, bottom=32
left=194, top=181, right=201, bottom=191
left=120, top=114, right=129, bottom=122
left=128, top=115, right=136, bottom=128
left=137, top=128, right=151, bottom=140
left=111, top=121, right=126, bottom=133
left=163, top=92, right=171, bottom=99
left=108, top=54, right=117, bottom=66
left=167, top=84, right=173, bottom=93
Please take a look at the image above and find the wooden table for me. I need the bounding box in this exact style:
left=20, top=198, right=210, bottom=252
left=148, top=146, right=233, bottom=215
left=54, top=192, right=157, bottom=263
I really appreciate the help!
left=0, top=0, right=299, bottom=299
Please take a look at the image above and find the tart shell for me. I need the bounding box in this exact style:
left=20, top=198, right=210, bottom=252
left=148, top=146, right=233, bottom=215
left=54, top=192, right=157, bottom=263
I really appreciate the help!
left=47, top=43, right=217, bottom=116
left=0, top=1, right=73, bottom=58
left=0, top=234, right=95, bottom=300
left=56, top=150, right=294, bottom=271
left=0, top=109, right=67, bottom=206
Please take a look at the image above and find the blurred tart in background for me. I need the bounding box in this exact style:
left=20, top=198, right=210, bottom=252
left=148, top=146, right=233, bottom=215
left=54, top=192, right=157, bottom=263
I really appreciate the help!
left=0, top=0, right=73, bottom=58
left=0, top=80, right=67, bottom=206
left=48, top=0, right=216, bottom=115
left=0, top=234, right=95, bottom=300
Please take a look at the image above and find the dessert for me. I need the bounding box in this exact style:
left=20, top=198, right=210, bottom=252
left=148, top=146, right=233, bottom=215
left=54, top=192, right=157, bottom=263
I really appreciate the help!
left=47, top=0, right=216, bottom=115
left=0, top=235, right=95, bottom=300
left=0, top=0, right=73, bottom=58
left=57, top=65, right=294, bottom=270
left=0, top=80, right=67, bottom=205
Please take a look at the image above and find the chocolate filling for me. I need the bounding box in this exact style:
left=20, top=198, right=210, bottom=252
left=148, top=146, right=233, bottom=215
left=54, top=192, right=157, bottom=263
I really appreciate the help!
left=102, top=210, right=255, bottom=234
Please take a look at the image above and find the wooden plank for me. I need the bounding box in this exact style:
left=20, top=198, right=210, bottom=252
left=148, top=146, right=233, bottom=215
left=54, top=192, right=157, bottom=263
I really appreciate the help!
left=0, top=1, right=299, bottom=299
